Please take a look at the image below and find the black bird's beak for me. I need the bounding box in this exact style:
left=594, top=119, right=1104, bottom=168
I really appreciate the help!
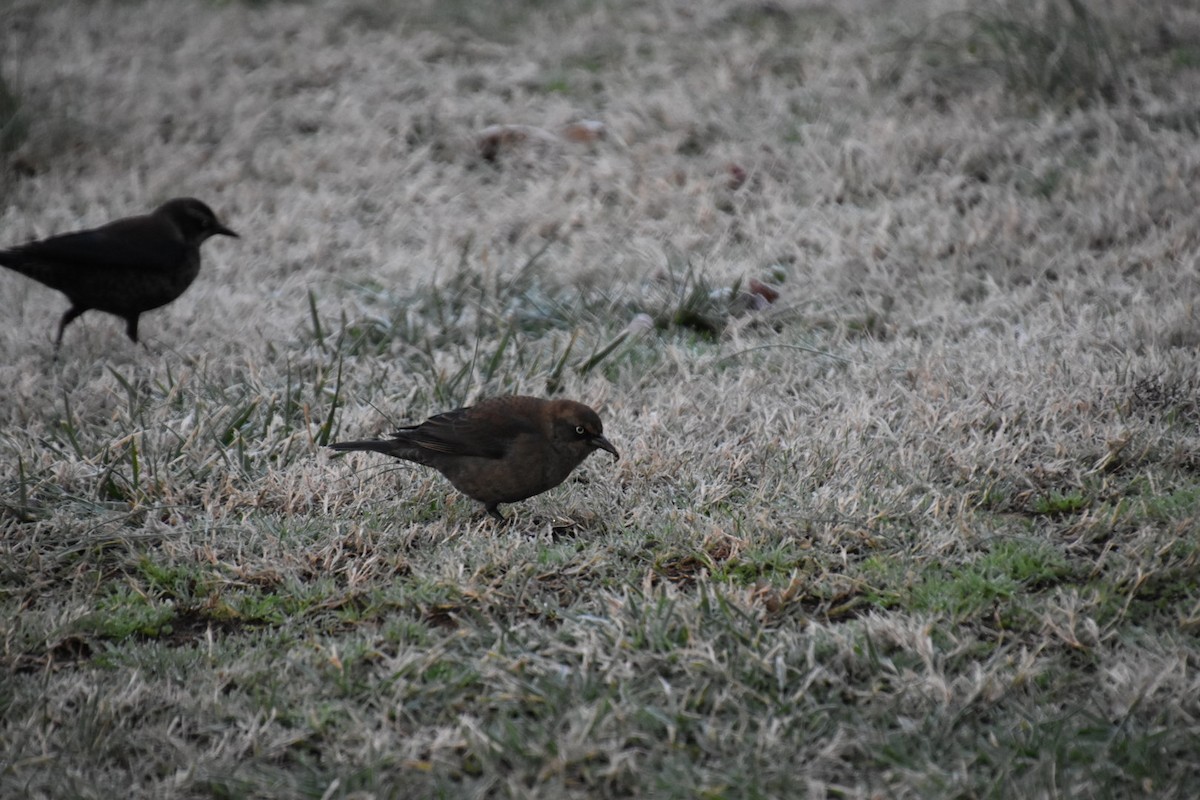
left=215, top=223, right=239, bottom=238
left=591, top=435, right=619, bottom=460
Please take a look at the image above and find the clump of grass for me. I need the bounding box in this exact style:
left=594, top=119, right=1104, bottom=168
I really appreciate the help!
left=892, top=0, right=1127, bottom=106
left=311, top=242, right=635, bottom=401
left=1124, top=371, right=1200, bottom=425
left=320, top=245, right=784, bottom=403
left=642, top=255, right=791, bottom=341
left=648, top=256, right=730, bottom=339
left=332, top=241, right=590, bottom=359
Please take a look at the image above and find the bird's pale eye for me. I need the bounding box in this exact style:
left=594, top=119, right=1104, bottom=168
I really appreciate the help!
left=575, top=425, right=586, bottom=435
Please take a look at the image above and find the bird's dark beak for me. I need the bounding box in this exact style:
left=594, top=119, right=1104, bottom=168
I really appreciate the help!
left=215, top=223, right=239, bottom=238
left=590, top=435, right=619, bottom=460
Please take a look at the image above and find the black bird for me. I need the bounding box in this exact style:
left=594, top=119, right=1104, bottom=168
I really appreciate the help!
left=329, top=395, right=620, bottom=520
left=0, top=197, right=238, bottom=352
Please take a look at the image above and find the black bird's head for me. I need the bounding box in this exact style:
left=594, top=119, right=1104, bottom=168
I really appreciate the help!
left=156, top=197, right=239, bottom=245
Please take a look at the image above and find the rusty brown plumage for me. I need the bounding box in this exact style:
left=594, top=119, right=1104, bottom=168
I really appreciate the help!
left=329, top=395, right=619, bottom=520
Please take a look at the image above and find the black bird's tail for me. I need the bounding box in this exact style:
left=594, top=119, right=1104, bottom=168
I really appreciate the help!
left=328, top=440, right=397, bottom=456
left=0, top=249, right=31, bottom=276
left=0, top=246, right=58, bottom=284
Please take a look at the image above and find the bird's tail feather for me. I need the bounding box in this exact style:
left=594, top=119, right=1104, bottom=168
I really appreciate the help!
left=328, top=440, right=395, bottom=455
left=0, top=251, right=27, bottom=272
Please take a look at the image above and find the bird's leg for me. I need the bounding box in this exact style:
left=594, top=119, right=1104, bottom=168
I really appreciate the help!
left=54, top=306, right=85, bottom=355
left=124, top=315, right=140, bottom=344
left=485, top=503, right=507, bottom=522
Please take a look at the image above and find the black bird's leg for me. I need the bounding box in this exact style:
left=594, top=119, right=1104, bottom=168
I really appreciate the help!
left=124, top=315, right=140, bottom=344
left=54, top=306, right=86, bottom=354
left=485, top=503, right=507, bottom=522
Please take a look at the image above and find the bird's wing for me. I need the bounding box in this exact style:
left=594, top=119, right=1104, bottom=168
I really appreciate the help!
left=395, top=400, right=538, bottom=460
left=2, top=218, right=185, bottom=275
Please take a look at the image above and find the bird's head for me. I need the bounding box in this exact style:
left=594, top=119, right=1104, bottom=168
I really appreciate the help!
left=551, top=400, right=619, bottom=461
left=158, top=197, right=239, bottom=244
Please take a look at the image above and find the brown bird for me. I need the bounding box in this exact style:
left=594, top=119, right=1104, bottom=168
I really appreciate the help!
left=0, top=197, right=238, bottom=352
left=329, top=395, right=620, bottom=520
